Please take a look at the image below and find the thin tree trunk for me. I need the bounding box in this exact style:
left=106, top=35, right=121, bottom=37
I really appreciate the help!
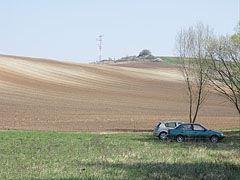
left=189, top=95, right=193, bottom=123
left=192, top=96, right=201, bottom=123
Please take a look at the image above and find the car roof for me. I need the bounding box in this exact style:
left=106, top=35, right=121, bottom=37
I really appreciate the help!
left=181, top=123, right=202, bottom=125
left=160, top=121, right=184, bottom=123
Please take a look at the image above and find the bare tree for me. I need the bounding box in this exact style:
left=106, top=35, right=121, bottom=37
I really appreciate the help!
left=207, top=34, right=240, bottom=115
left=175, top=23, right=212, bottom=123
left=231, top=21, right=240, bottom=44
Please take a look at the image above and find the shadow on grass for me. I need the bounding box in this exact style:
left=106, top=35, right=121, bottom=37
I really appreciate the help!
left=35, top=161, right=240, bottom=180
left=38, top=178, right=98, bottom=180
left=79, top=161, right=239, bottom=180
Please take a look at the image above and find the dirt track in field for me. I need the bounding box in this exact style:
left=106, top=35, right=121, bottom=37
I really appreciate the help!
left=0, top=54, right=239, bottom=132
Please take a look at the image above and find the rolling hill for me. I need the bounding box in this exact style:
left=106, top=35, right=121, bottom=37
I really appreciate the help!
left=0, top=54, right=238, bottom=131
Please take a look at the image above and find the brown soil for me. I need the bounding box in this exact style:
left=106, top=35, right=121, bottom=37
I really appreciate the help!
left=0, top=54, right=239, bottom=132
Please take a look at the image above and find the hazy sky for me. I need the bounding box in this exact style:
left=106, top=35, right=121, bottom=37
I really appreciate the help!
left=0, top=0, right=239, bottom=63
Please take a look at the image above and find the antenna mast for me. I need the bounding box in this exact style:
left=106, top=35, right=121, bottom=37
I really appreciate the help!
left=97, top=35, right=104, bottom=62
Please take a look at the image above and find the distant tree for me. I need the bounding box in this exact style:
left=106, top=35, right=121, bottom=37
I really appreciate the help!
left=138, top=49, right=151, bottom=57
left=175, top=23, right=212, bottom=123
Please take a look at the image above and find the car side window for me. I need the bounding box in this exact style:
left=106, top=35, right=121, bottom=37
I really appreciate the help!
left=193, top=125, right=205, bottom=131
left=181, top=125, right=193, bottom=130
left=165, top=123, right=176, bottom=128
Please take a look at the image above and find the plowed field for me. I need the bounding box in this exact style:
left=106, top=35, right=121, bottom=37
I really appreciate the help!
left=0, top=55, right=238, bottom=132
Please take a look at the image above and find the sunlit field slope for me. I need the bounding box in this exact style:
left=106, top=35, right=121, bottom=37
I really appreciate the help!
left=0, top=55, right=238, bottom=131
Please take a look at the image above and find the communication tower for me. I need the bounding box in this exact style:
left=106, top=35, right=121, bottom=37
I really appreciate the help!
left=96, top=35, right=104, bottom=62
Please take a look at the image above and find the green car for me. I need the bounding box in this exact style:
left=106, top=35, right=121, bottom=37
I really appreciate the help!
left=167, top=123, right=225, bottom=143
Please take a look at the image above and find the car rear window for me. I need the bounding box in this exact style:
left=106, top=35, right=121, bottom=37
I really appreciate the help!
left=156, top=122, right=161, bottom=127
left=165, top=123, right=176, bottom=128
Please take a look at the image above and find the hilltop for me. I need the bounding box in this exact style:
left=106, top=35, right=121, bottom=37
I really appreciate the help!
left=97, top=54, right=162, bottom=65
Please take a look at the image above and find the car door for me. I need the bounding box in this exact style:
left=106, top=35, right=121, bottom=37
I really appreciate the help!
left=179, top=124, right=194, bottom=139
left=192, top=124, right=208, bottom=140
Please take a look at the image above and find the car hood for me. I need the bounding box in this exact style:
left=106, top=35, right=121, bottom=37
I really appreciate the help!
left=208, top=130, right=221, bottom=135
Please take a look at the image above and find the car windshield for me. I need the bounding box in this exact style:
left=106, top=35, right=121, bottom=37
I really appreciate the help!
left=200, top=124, right=208, bottom=130
left=193, top=124, right=205, bottom=131
left=175, top=124, right=182, bottom=129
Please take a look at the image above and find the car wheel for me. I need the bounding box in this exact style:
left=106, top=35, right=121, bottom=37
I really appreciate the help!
left=176, top=135, right=184, bottom=143
left=159, top=132, right=167, bottom=141
left=210, top=135, right=219, bottom=143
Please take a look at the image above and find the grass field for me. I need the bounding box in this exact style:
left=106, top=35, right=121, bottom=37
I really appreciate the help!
left=0, top=129, right=240, bottom=180
left=158, top=57, right=182, bottom=65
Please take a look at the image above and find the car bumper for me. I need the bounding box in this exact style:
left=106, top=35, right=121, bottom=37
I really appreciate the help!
left=153, top=129, right=160, bottom=137
left=153, top=131, right=159, bottom=136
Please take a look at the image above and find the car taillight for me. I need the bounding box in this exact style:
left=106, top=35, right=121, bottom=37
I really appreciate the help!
left=168, top=130, right=170, bottom=134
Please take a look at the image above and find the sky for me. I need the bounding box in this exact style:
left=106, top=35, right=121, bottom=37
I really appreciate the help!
left=0, top=0, right=239, bottom=63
